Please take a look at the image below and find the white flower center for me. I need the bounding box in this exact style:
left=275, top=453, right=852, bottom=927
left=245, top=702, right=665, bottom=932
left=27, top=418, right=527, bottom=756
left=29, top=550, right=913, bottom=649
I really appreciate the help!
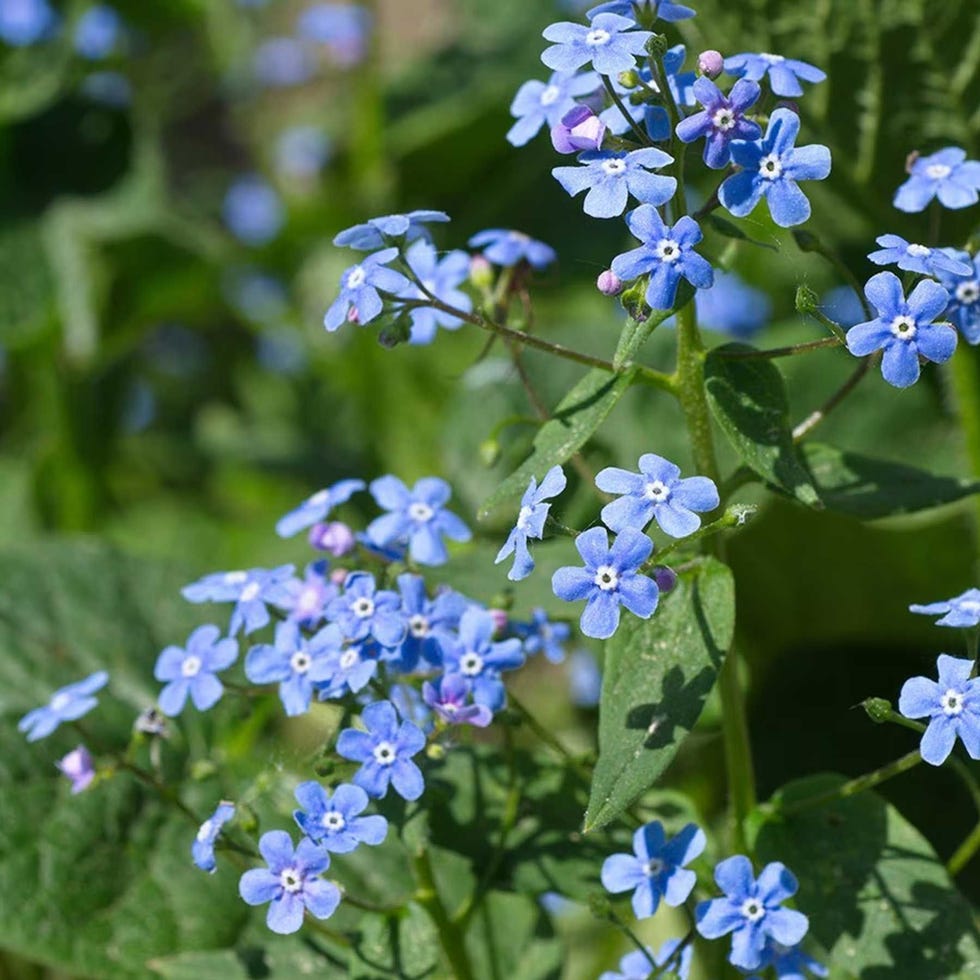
left=50, top=692, right=71, bottom=712
left=602, top=158, right=627, bottom=176
left=516, top=504, right=535, bottom=530
left=182, top=655, right=203, bottom=678
left=196, top=820, right=214, bottom=842
left=585, top=28, right=611, bottom=47
left=408, top=501, right=434, bottom=523
left=322, top=811, right=346, bottom=832
left=594, top=564, right=619, bottom=591
left=926, top=163, right=952, bottom=180
left=655, top=239, right=681, bottom=263
left=352, top=597, right=375, bottom=618
left=942, top=688, right=964, bottom=716
left=373, top=741, right=397, bottom=766
left=280, top=867, right=303, bottom=893
left=644, top=480, right=671, bottom=502
left=240, top=582, right=261, bottom=602
left=957, top=280, right=980, bottom=305
left=741, top=898, right=766, bottom=922
left=290, top=651, right=311, bottom=674
left=409, top=614, right=429, bottom=638
left=339, top=648, right=359, bottom=670
left=890, top=315, right=917, bottom=340
left=906, top=243, right=931, bottom=258
left=224, top=571, right=248, bottom=585
left=540, top=84, right=561, bottom=106
left=460, top=651, right=484, bottom=676
left=712, top=107, right=736, bottom=132
left=297, top=587, right=321, bottom=613
left=761, top=53, right=785, bottom=64
left=644, top=858, right=665, bottom=877
left=346, top=266, right=367, bottom=289
left=759, top=153, right=783, bottom=179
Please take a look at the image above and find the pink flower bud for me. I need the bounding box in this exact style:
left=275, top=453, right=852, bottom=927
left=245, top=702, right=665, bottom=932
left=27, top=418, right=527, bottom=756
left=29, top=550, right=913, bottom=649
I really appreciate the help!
left=597, top=270, right=623, bottom=296
left=469, top=254, right=494, bottom=288
left=309, top=521, right=356, bottom=557
left=488, top=608, right=509, bottom=635
left=551, top=105, right=606, bottom=155
left=347, top=306, right=360, bottom=324
left=330, top=567, right=350, bottom=586
left=697, top=49, right=724, bottom=79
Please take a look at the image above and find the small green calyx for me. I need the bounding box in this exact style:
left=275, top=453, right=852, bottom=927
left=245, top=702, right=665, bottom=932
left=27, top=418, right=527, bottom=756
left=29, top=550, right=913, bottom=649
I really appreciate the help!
left=863, top=697, right=894, bottom=724
left=795, top=284, right=820, bottom=315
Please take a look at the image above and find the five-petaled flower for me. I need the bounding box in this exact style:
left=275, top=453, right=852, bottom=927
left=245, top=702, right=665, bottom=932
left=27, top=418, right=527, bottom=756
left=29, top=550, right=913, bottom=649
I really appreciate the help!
left=293, top=781, right=388, bottom=853
left=541, top=13, right=652, bottom=77
left=397, top=573, right=469, bottom=668
left=935, top=250, right=980, bottom=345
left=245, top=620, right=337, bottom=716
left=601, top=820, right=706, bottom=919
left=553, top=148, right=676, bottom=218
left=440, top=607, right=525, bottom=711
left=675, top=77, right=762, bottom=169
left=469, top=229, right=557, bottom=269
left=325, top=571, right=407, bottom=647
left=910, top=588, right=980, bottom=628
left=723, top=52, right=826, bottom=98
left=154, top=626, right=238, bottom=716
left=193, top=801, right=236, bottom=873
left=399, top=239, right=473, bottom=345
left=589, top=0, right=695, bottom=21
left=508, top=70, right=600, bottom=148
left=56, top=745, right=96, bottom=794
left=899, top=654, right=980, bottom=766
left=495, top=465, right=567, bottom=581
left=893, top=147, right=980, bottom=213
left=333, top=210, right=450, bottom=250
left=518, top=608, right=572, bottom=663
left=844, top=271, right=955, bottom=388
left=19, top=670, right=109, bottom=742
left=867, top=234, right=972, bottom=279
left=324, top=248, right=412, bottom=332
left=753, top=939, right=829, bottom=980
left=182, top=565, right=295, bottom=636
left=276, top=478, right=364, bottom=538
left=422, top=673, right=495, bottom=728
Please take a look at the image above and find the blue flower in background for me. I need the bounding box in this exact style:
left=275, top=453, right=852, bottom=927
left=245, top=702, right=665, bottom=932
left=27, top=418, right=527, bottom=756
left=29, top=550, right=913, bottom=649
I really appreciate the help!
left=542, top=13, right=652, bottom=77
left=182, top=565, right=296, bottom=635
left=275, top=126, right=331, bottom=180
left=588, top=0, right=695, bottom=21
left=469, top=229, right=557, bottom=269
left=440, top=608, right=525, bottom=711
left=696, top=856, right=809, bottom=971
left=80, top=70, right=131, bottom=106
left=365, top=475, right=471, bottom=566
left=239, top=831, right=340, bottom=934
left=753, top=939, right=828, bottom=980
left=599, top=938, right=693, bottom=980
left=936, top=250, right=980, bottom=344
left=552, top=527, right=658, bottom=639
left=223, top=175, right=285, bottom=246
left=297, top=2, right=371, bottom=66
left=277, top=478, right=364, bottom=538
left=495, top=465, right=567, bottom=581
left=820, top=285, right=865, bottom=329
left=899, top=654, right=980, bottom=765
left=274, top=561, right=337, bottom=629
left=867, top=234, right=972, bottom=278
left=507, top=70, right=599, bottom=147
left=611, top=206, right=713, bottom=310
left=568, top=649, right=602, bottom=707
left=0, top=0, right=56, bottom=47
left=723, top=52, right=826, bottom=98
left=601, top=821, right=705, bottom=918
left=696, top=271, right=771, bottom=338
left=245, top=620, right=336, bottom=716
left=193, top=801, right=235, bottom=873
left=719, top=109, right=831, bottom=228
left=894, top=147, right=980, bottom=212
left=422, top=673, right=494, bottom=727
left=400, top=239, right=473, bottom=345
left=675, top=78, right=762, bottom=169
left=154, top=625, right=237, bottom=716
left=597, top=453, right=719, bottom=537
left=336, top=700, right=427, bottom=800
left=397, top=574, right=469, bottom=667
left=326, top=572, right=406, bottom=647
left=18, top=670, right=109, bottom=742
left=74, top=5, right=121, bottom=59
left=293, top=781, right=387, bottom=853
left=324, top=248, right=412, bottom=332
left=334, top=210, right=450, bottom=250
left=253, top=36, right=316, bottom=87
left=518, top=608, right=571, bottom=663
left=845, top=272, right=955, bottom=388
left=553, top=147, right=676, bottom=218
left=911, top=588, right=980, bottom=628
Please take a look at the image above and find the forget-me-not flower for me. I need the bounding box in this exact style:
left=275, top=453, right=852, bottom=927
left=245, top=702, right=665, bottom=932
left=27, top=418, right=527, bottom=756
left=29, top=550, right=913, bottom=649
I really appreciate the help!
left=325, top=571, right=406, bottom=646
left=518, top=608, right=571, bottom=663
left=695, top=270, right=771, bottom=339
left=297, top=2, right=371, bottom=66
left=719, top=108, right=831, bottom=228
left=470, top=229, right=557, bottom=269
left=553, top=148, right=676, bottom=218
left=400, top=239, right=472, bottom=345
left=274, top=561, right=338, bottom=629
left=440, top=607, right=525, bottom=711
left=723, top=52, right=826, bottom=98
left=894, top=148, right=980, bottom=212
left=276, top=478, right=365, bottom=538
left=495, top=465, right=567, bottom=581
left=293, top=781, right=388, bottom=853
left=74, top=5, right=121, bottom=59
left=611, top=205, right=714, bottom=310
left=223, top=175, right=285, bottom=246
left=19, top=671, right=109, bottom=741
left=936, top=250, right=980, bottom=345
left=598, top=938, right=693, bottom=980
left=397, top=574, right=469, bottom=667
left=675, top=77, right=762, bottom=169
left=844, top=272, right=955, bottom=388
left=239, top=831, right=340, bottom=934
left=696, top=856, right=809, bottom=971
left=56, top=745, right=96, bottom=794
left=754, top=939, right=828, bottom=980
left=275, top=125, right=331, bottom=181
left=422, top=673, right=494, bottom=728
left=336, top=700, right=427, bottom=800
left=589, top=0, right=695, bottom=21
left=597, top=453, right=719, bottom=537
left=245, top=620, right=337, bottom=716
left=154, top=625, right=238, bottom=716
left=0, top=0, right=56, bottom=46
left=542, top=13, right=652, bottom=77
left=910, top=588, right=980, bottom=628
left=193, top=801, right=236, bottom=873
left=569, top=649, right=602, bottom=707
left=324, top=248, right=412, bottom=332
left=508, top=70, right=599, bottom=147
left=334, top=210, right=450, bottom=250
left=253, top=37, right=316, bottom=87
left=867, top=234, right=972, bottom=278
left=552, top=526, right=659, bottom=639
left=899, top=654, right=980, bottom=765
left=182, top=565, right=295, bottom=636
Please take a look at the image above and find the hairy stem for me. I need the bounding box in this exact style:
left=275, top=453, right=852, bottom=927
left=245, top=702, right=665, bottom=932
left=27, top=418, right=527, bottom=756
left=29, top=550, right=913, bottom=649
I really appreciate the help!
left=602, top=75, right=652, bottom=147
left=715, top=337, right=842, bottom=360
left=792, top=357, right=874, bottom=442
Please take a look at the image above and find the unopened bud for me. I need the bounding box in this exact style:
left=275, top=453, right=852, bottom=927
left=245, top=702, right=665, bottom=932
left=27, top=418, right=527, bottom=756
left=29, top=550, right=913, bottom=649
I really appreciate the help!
left=551, top=105, right=606, bottom=154
left=330, top=567, right=349, bottom=586
left=488, top=608, right=509, bottom=635
left=597, top=269, right=623, bottom=296
left=862, top=697, right=893, bottom=724
left=135, top=707, right=169, bottom=737
left=378, top=315, right=412, bottom=349
left=617, top=68, right=640, bottom=89
left=645, top=33, right=668, bottom=60
left=794, top=284, right=820, bottom=315
left=470, top=255, right=494, bottom=289
left=309, top=521, right=356, bottom=557
left=697, top=49, right=724, bottom=79
left=479, top=437, right=501, bottom=467
left=652, top=566, right=678, bottom=593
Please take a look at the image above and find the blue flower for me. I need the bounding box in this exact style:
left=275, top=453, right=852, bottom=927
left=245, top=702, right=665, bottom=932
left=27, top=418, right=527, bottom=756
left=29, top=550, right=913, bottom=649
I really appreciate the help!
left=253, top=37, right=316, bottom=87
left=239, top=831, right=340, bottom=934
left=495, top=465, right=567, bottom=581
left=675, top=77, right=762, bottom=169
left=422, top=673, right=494, bottom=727
left=845, top=272, right=955, bottom=388
left=867, top=235, right=972, bottom=278
left=193, top=801, right=236, bottom=873
left=601, top=821, right=705, bottom=918
left=723, top=52, right=826, bottom=98
left=57, top=745, right=96, bottom=794
left=277, top=479, right=365, bottom=537
left=19, top=671, right=108, bottom=741
left=365, top=475, right=471, bottom=566
left=223, top=175, right=285, bottom=246
left=894, top=147, right=980, bottom=213
left=334, top=210, right=450, bottom=250
left=274, top=561, right=338, bottom=629
left=336, top=700, right=427, bottom=800
left=508, top=70, right=600, bottom=147
left=293, top=781, right=388, bottom=853
left=899, top=654, right=980, bottom=766
left=440, top=608, right=525, bottom=711
left=936, top=250, right=980, bottom=345
left=553, top=148, right=676, bottom=218
left=275, top=126, right=332, bottom=181
left=323, top=248, right=412, bottom=332
left=0, top=0, right=56, bottom=46
left=569, top=649, right=602, bottom=707
left=911, top=588, right=980, bottom=628
left=469, top=229, right=557, bottom=269
left=397, top=574, right=469, bottom=667
left=719, top=109, right=831, bottom=228
left=542, top=13, right=652, bottom=77
left=597, top=453, right=719, bottom=536
left=598, top=938, right=693, bottom=980
left=400, top=240, right=473, bottom=345
left=552, top=527, right=658, bottom=639
left=154, top=625, right=238, bottom=716
left=820, top=285, right=866, bottom=329
left=754, top=939, right=828, bottom=980
left=695, top=270, right=771, bottom=339
left=182, top=565, right=296, bottom=636
left=611, top=205, right=714, bottom=310
left=74, top=5, right=121, bottom=59
left=589, top=1, right=695, bottom=22
left=296, top=2, right=371, bottom=66
left=518, top=608, right=572, bottom=663
left=80, top=70, right=131, bottom=107
left=696, top=855, right=809, bottom=972
left=325, top=572, right=406, bottom=647
left=245, top=621, right=336, bottom=716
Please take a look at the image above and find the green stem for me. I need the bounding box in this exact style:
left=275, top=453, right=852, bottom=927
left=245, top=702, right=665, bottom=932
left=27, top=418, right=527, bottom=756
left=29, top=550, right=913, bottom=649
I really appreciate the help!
left=946, top=346, right=980, bottom=557
left=412, top=848, right=477, bottom=980
left=715, top=337, right=842, bottom=360
left=948, top=820, right=980, bottom=876
left=792, top=357, right=875, bottom=443
left=508, top=692, right=593, bottom=789
left=645, top=506, right=756, bottom=568
left=651, top=51, right=687, bottom=217
left=608, top=909, right=658, bottom=970
left=601, top=75, right=652, bottom=147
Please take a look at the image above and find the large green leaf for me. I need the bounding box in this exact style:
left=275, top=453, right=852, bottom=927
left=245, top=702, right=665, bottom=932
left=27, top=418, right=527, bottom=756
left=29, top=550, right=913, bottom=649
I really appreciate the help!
left=755, top=774, right=980, bottom=980
left=704, top=345, right=820, bottom=507
left=584, top=558, right=736, bottom=832
left=804, top=442, right=980, bottom=519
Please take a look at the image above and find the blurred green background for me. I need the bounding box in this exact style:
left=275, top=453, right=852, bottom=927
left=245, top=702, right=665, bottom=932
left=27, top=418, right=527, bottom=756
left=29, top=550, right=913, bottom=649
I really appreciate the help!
left=2, top=0, right=980, bottom=976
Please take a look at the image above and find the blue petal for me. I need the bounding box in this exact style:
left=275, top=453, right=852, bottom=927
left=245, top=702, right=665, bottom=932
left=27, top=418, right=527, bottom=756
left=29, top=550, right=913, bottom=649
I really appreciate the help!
left=920, top=717, right=957, bottom=765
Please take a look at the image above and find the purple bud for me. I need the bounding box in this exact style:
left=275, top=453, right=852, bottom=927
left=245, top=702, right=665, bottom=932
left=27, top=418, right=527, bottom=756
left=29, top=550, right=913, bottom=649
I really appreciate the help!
left=488, top=608, right=509, bottom=635
left=57, top=745, right=96, bottom=794
left=330, top=567, right=350, bottom=586
left=309, top=520, right=356, bottom=557
left=551, top=105, right=606, bottom=155
left=597, top=270, right=623, bottom=296
left=652, top=566, right=678, bottom=594
left=697, top=49, right=724, bottom=79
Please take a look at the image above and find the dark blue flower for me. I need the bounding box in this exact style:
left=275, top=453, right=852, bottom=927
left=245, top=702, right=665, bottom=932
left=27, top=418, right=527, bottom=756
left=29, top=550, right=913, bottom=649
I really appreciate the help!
left=193, top=801, right=236, bottom=873
left=469, top=229, right=557, bottom=269
left=936, top=250, right=980, bottom=344
left=589, top=1, right=695, bottom=22
left=154, top=625, right=237, bottom=716
left=400, top=240, right=473, bottom=345
left=910, top=588, right=980, bottom=628
left=325, top=572, right=406, bottom=647
left=365, top=475, right=471, bottom=566
left=18, top=670, right=108, bottom=741
left=422, top=673, right=494, bottom=727
left=508, top=70, right=600, bottom=147
left=334, top=211, right=450, bottom=250
left=894, top=148, right=980, bottom=213
left=336, top=700, right=427, bottom=800
left=323, top=248, right=412, bottom=332
left=601, top=821, right=705, bottom=918
left=0, top=0, right=56, bottom=46
left=845, top=272, right=955, bottom=388
left=495, top=465, right=567, bottom=581
left=293, top=781, right=388, bottom=853
left=440, top=608, right=525, bottom=711
left=223, top=175, right=285, bottom=246
left=553, top=148, right=676, bottom=218
left=611, top=205, right=714, bottom=310
left=552, top=527, right=659, bottom=639
left=397, top=574, right=469, bottom=667
left=277, top=478, right=365, bottom=538
left=723, top=52, right=826, bottom=98
left=719, top=109, right=831, bottom=228
left=182, top=565, right=296, bottom=636
left=675, top=77, right=762, bottom=169
left=867, top=235, right=972, bottom=278
left=518, top=608, right=572, bottom=663
left=696, top=856, right=809, bottom=971
left=245, top=621, right=336, bottom=716
left=899, top=654, right=980, bottom=766
left=598, top=938, right=693, bottom=980
left=239, top=831, right=340, bottom=934
left=542, top=13, right=652, bottom=77
left=74, top=5, right=122, bottom=59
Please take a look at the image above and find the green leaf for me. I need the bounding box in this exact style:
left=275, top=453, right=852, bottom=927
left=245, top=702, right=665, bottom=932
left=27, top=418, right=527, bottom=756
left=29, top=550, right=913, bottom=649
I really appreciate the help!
left=347, top=904, right=440, bottom=979
left=803, top=442, right=980, bottom=519
left=479, top=367, right=635, bottom=520
left=755, top=774, right=980, bottom=980
left=584, top=558, right=736, bottom=832
left=705, top=344, right=820, bottom=506
left=465, top=891, right=562, bottom=980
left=0, top=223, right=55, bottom=349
